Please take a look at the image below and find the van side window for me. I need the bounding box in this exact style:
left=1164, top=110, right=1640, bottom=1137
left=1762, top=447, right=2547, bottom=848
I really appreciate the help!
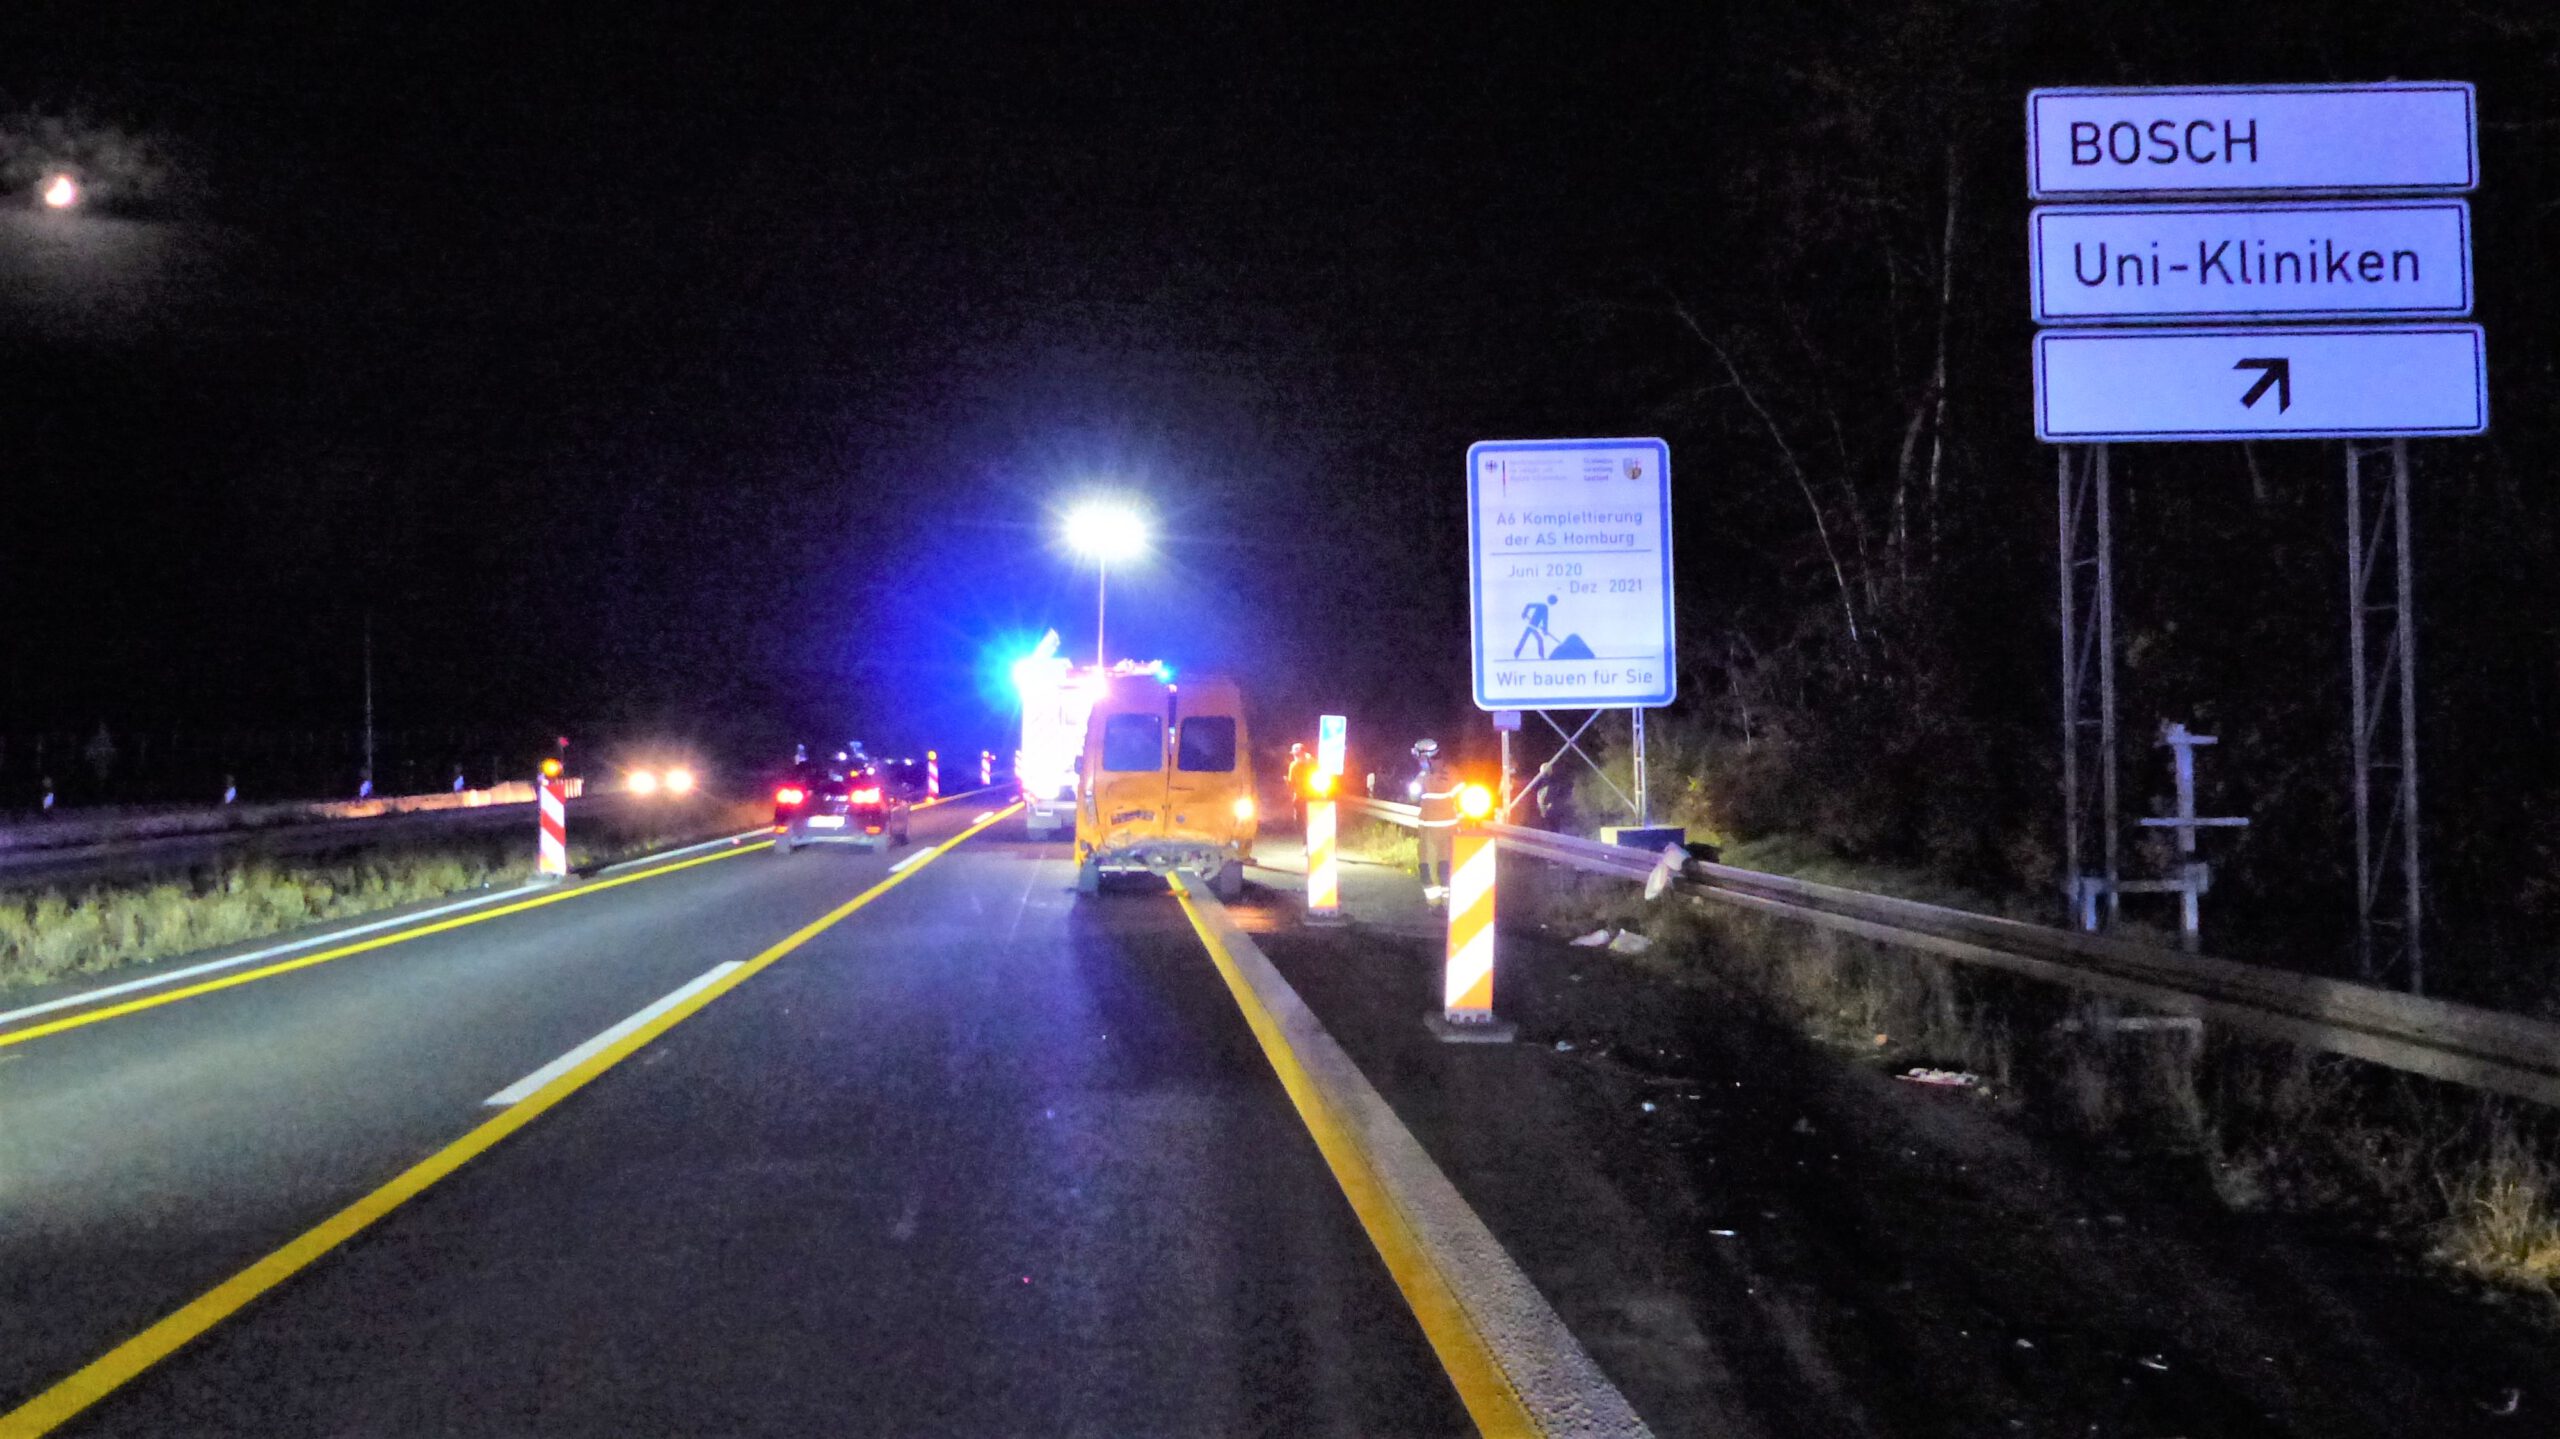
left=1176, top=716, right=1237, bottom=772
left=1101, top=713, right=1164, bottom=772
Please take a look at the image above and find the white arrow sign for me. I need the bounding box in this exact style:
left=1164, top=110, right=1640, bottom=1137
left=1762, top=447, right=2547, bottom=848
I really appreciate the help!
left=2029, top=83, right=2477, bottom=199
left=2030, top=200, right=2471, bottom=324
left=2034, top=325, right=2487, bottom=442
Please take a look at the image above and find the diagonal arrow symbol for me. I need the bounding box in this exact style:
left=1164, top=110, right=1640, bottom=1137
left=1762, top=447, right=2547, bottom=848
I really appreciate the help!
left=2233, top=356, right=2291, bottom=413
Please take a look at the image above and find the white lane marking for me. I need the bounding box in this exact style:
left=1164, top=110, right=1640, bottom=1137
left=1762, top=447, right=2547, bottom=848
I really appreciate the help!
left=888, top=848, right=934, bottom=874
left=972, top=811, right=998, bottom=825
left=484, top=962, right=743, bottom=1106
left=0, top=881, right=546, bottom=1030
left=593, top=826, right=771, bottom=875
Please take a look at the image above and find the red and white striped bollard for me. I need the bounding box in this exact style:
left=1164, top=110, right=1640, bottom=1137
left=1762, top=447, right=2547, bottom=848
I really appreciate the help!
left=537, top=767, right=569, bottom=880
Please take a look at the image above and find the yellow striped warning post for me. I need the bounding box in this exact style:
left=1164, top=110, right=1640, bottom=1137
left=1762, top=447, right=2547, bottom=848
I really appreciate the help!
left=1304, top=771, right=1340, bottom=920
left=1443, top=828, right=1496, bottom=1017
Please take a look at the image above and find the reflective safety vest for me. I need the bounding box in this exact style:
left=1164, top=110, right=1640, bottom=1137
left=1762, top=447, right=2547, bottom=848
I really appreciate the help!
left=1415, top=763, right=1461, bottom=828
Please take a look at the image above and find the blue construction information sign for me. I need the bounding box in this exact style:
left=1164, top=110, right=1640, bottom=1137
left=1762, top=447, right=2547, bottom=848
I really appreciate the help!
left=1467, top=437, right=1676, bottom=711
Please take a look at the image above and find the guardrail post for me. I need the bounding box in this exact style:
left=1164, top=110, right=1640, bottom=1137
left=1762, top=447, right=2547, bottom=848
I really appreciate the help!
left=1429, top=820, right=1515, bottom=1042
left=536, top=769, right=568, bottom=881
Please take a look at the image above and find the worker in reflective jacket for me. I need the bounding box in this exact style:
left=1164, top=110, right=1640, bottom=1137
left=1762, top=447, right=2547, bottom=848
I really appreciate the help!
left=1410, top=738, right=1460, bottom=905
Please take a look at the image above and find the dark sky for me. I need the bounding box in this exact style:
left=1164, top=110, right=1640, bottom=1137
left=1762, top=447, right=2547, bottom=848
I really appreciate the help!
left=4, top=1, right=2536, bottom=794
left=0, top=5, right=1728, bottom=770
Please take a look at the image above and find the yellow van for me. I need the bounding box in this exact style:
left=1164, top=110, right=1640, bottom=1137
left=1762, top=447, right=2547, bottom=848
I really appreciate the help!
left=1074, top=672, right=1256, bottom=899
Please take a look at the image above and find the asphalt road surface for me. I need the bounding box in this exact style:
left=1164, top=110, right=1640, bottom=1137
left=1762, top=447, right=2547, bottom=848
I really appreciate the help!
left=0, top=800, right=1472, bottom=1436
left=10, top=798, right=2551, bottom=1438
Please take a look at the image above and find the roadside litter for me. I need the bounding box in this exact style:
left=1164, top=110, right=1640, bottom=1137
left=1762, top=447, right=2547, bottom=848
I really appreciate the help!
left=1570, top=928, right=1613, bottom=947
left=1643, top=843, right=1686, bottom=900
left=1895, top=1067, right=1982, bottom=1088
left=1606, top=930, right=1653, bottom=955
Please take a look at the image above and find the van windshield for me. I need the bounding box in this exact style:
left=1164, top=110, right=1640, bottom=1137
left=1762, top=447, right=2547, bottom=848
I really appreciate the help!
left=1101, top=713, right=1164, bottom=772
left=1176, top=716, right=1237, bottom=772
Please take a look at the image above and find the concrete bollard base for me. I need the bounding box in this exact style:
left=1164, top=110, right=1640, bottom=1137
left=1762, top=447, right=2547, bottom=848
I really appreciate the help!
left=1425, top=1012, right=1517, bottom=1045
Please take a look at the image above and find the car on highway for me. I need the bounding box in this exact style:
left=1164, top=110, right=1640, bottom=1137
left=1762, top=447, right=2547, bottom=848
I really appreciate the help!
left=1074, top=670, right=1255, bottom=898
left=771, top=754, right=911, bottom=854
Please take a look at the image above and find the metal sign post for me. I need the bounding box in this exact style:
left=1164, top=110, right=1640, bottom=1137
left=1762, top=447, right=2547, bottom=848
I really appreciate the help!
left=2347, top=438, right=2423, bottom=989
left=2057, top=444, right=2119, bottom=929
left=2130, top=722, right=2251, bottom=951
left=1630, top=707, right=1648, bottom=827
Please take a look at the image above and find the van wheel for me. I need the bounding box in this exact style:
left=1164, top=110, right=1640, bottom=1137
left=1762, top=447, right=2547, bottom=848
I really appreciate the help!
left=1076, top=859, right=1101, bottom=895
left=1211, top=860, right=1245, bottom=902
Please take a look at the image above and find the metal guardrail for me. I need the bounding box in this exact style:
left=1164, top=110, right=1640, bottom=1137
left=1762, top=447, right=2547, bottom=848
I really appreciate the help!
left=0, top=786, right=632, bottom=889
left=1341, top=797, right=2560, bottom=1109
left=0, top=779, right=589, bottom=859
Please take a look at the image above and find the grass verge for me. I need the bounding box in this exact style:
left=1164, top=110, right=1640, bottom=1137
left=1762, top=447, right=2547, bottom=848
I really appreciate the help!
left=1337, top=814, right=1418, bottom=870
left=0, top=798, right=767, bottom=992
left=1523, top=854, right=2560, bottom=1303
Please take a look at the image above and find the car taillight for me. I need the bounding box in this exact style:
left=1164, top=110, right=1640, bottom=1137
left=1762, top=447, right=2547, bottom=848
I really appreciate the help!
left=775, top=786, right=805, bottom=806
left=851, top=786, right=882, bottom=804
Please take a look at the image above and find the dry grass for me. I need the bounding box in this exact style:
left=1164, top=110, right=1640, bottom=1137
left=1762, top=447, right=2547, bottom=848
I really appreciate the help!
left=1337, top=816, right=1418, bottom=869
left=0, top=797, right=766, bottom=991
left=2437, top=1126, right=2560, bottom=1292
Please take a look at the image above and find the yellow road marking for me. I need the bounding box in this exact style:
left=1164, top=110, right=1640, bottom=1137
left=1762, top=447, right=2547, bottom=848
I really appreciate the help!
left=1170, top=878, right=1537, bottom=1437
left=0, top=803, right=1022, bottom=1438
left=0, top=842, right=769, bottom=1051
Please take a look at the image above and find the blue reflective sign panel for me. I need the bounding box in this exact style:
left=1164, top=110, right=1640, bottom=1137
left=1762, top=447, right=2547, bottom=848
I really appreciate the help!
left=2028, top=83, right=2477, bottom=199
left=1467, top=438, right=1675, bottom=711
left=2030, top=201, right=2471, bottom=324
left=2034, top=325, right=2487, bottom=442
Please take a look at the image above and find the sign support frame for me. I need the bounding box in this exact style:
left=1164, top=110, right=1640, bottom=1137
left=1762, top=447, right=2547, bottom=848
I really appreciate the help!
left=2057, top=444, right=2121, bottom=930
left=2346, top=438, right=2424, bottom=990
left=2028, top=80, right=2471, bottom=987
